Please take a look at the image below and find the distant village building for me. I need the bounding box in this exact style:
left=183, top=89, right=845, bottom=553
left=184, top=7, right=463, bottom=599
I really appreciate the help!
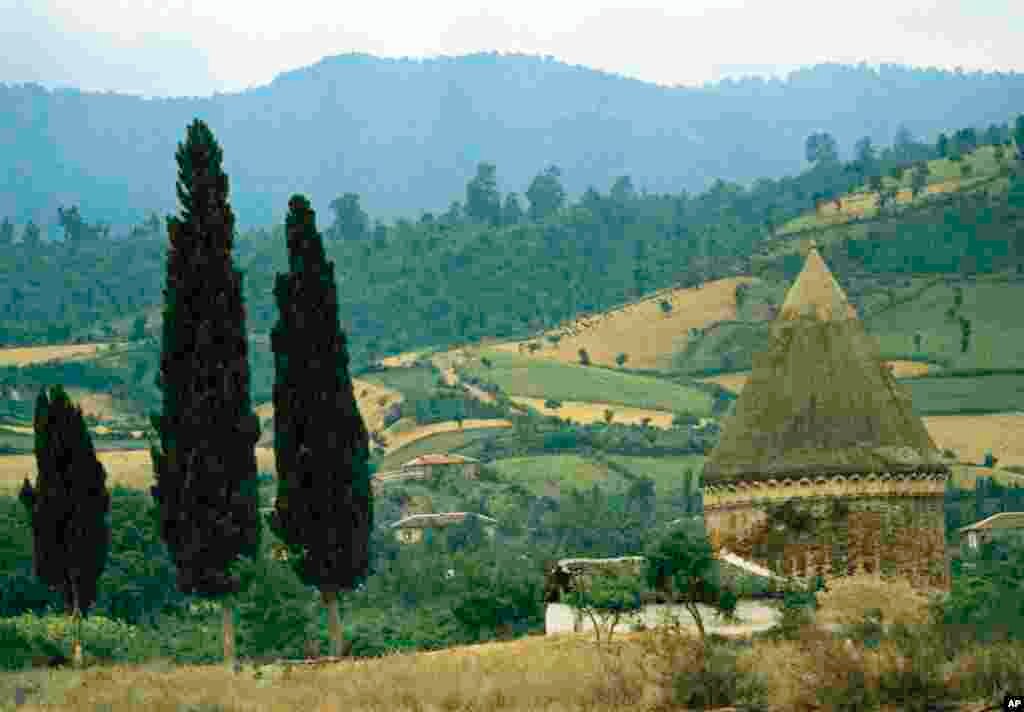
left=702, top=241, right=952, bottom=590
left=958, top=512, right=1024, bottom=552
left=390, top=512, right=498, bottom=545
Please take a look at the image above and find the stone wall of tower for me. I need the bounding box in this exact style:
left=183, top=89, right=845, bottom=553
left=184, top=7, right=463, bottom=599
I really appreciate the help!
left=703, top=474, right=950, bottom=590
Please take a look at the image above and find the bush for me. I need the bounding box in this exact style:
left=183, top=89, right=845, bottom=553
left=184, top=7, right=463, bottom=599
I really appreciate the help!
left=948, top=642, right=1024, bottom=707
left=672, top=643, right=769, bottom=710
left=877, top=633, right=951, bottom=712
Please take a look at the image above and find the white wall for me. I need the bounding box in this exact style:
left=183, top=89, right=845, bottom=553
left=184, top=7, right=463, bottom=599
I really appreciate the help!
left=545, top=601, right=781, bottom=637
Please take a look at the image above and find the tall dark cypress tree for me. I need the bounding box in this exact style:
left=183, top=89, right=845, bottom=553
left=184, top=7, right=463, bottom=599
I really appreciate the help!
left=269, top=194, right=373, bottom=657
left=19, top=385, right=110, bottom=667
left=150, top=118, right=261, bottom=668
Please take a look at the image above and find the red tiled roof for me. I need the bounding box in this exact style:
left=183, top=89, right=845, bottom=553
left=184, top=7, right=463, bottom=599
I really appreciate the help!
left=402, top=453, right=478, bottom=467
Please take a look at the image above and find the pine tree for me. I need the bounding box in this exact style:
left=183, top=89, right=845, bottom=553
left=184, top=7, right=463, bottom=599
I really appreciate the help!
left=269, top=194, right=373, bottom=658
left=19, top=385, right=111, bottom=667
left=149, top=118, right=261, bottom=669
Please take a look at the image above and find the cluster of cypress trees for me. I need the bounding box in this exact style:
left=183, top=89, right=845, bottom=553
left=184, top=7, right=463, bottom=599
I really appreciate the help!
left=18, top=118, right=372, bottom=669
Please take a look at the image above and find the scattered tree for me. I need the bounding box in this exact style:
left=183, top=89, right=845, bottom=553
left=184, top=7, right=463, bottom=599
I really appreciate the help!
left=19, top=385, right=111, bottom=668
left=21, top=221, right=41, bottom=248
left=603, top=409, right=614, bottom=424
left=578, top=348, right=591, bottom=366
left=959, top=316, right=972, bottom=354
left=328, top=193, right=370, bottom=241
left=564, top=572, right=645, bottom=648
left=526, top=166, right=566, bottom=222
left=615, top=352, right=628, bottom=367
left=502, top=193, right=524, bottom=226
left=659, top=299, right=673, bottom=315
left=149, top=118, right=263, bottom=670
left=0, top=217, right=13, bottom=246
left=805, top=132, right=839, bottom=165
left=910, top=162, right=930, bottom=199
left=1014, top=114, right=1024, bottom=161
left=466, top=162, right=501, bottom=227
left=936, top=133, right=950, bottom=159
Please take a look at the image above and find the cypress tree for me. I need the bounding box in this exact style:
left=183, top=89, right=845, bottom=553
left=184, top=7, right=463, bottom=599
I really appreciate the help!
left=269, top=194, right=373, bottom=658
left=19, top=385, right=111, bottom=667
left=149, top=118, right=261, bottom=668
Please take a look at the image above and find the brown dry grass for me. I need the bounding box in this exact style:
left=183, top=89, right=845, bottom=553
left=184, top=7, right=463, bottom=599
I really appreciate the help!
left=815, top=575, right=933, bottom=628
left=0, top=343, right=110, bottom=367
left=492, top=277, right=756, bottom=370
left=380, top=351, right=426, bottom=368
left=510, top=397, right=674, bottom=429
left=0, top=447, right=278, bottom=494
left=701, top=360, right=934, bottom=394
left=8, top=621, right=1010, bottom=712
left=922, top=413, right=1024, bottom=468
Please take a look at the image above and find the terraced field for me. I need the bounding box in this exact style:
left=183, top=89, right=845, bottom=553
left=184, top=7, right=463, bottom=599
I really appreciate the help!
left=0, top=343, right=112, bottom=366
left=509, top=397, right=675, bottom=428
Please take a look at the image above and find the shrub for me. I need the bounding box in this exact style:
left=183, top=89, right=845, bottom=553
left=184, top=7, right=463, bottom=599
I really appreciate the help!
left=877, top=634, right=951, bottom=712
left=672, top=643, right=769, bottom=710
left=578, top=348, right=591, bottom=366
left=948, top=642, right=1024, bottom=707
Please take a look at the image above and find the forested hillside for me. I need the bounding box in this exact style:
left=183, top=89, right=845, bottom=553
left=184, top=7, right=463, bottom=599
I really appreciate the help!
left=3, top=55, right=1024, bottom=229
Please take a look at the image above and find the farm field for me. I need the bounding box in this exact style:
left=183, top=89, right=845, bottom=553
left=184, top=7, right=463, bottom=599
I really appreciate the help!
left=490, top=277, right=755, bottom=370
left=254, top=377, right=403, bottom=438
left=358, top=365, right=439, bottom=403
left=866, top=278, right=1024, bottom=370
left=376, top=424, right=511, bottom=470
left=381, top=419, right=512, bottom=455
left=922, top=413, right=1024, bottom=468
left=509, top=396, right=675, bottom=428
left=489, top=454, right=625, bottom=497
left=0, top=447, right=278, bottom=495
left=776, top=145, right=1005, bottom=235
left=0, top=343, right=114, bottom=367
left=462, top=350, right=714, bottom=415
left=604, top=454, right=706, bottom=495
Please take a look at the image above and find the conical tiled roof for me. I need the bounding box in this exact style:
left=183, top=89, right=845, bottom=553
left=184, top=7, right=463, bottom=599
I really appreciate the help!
left=702, top=242, right=948, bottom=483
left=779, top=242, right=858, bottom=321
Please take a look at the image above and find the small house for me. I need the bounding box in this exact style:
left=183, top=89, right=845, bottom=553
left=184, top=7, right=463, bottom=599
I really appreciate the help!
left=400, top=453, right=481, bottom=481
left=389, top=512, right=498, bottom=545
left=958, top=512, right=1024, bottom=553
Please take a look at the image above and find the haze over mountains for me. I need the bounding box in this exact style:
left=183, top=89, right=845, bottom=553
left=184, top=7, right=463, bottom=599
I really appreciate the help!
left=3, top=51, right=1024, bottom=229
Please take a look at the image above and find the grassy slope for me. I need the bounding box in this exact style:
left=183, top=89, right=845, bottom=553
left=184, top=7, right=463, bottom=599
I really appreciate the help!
left=463, top=349, right=714, bottom=415
left=489, top=454, right=628, bottom=497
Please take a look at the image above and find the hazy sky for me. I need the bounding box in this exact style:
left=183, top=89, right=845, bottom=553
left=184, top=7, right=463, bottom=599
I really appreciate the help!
left=2, top=0, right=1022, bottom=97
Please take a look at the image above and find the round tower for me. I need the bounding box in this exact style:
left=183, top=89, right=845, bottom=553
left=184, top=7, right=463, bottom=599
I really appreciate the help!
left=701, top=242, right=951, bottom=589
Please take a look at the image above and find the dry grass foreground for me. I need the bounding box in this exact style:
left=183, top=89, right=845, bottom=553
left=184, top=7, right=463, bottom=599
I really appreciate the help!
left=510, top=396, right=675, bottom=429
left=700, top=360, right=935, bottom=394
left=255, top=378, right=403, bottom=439
left=491, top=277, right=756, bottom=370
left=0, top=448, right=278, bottom=495
left=5, top=584, right=1004, bottom=712
left=0, top=343, right=111, bottom=367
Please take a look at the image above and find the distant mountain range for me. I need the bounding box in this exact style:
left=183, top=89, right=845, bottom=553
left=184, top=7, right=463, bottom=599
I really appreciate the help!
left=2, top=52, right=1024, bottom=230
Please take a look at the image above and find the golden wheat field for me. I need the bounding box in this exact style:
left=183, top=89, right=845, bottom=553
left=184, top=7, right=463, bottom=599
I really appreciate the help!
left=509, top=396, right=675, bottom=429
left=921, top=413, right=1024, bottom=469
left=0, top=343, right=110, bottom=367
left=491, top=277, right=756, bottom=370
left=0, top=447, right=279, bottom=494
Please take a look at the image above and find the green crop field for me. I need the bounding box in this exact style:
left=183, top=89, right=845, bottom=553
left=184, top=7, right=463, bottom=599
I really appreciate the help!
left=360, top=365, right=440, bottom=403
left=903, top=373, right=1024, bottom=415
left=604, top=454, right=706, bottom=494
left=376, top=427, right=497, bottom=471
left=867, top=278, right=1024, bottom=370
left=466, top=350, right=715, bottom=414
left=489, top=454, right=626, bottom=497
